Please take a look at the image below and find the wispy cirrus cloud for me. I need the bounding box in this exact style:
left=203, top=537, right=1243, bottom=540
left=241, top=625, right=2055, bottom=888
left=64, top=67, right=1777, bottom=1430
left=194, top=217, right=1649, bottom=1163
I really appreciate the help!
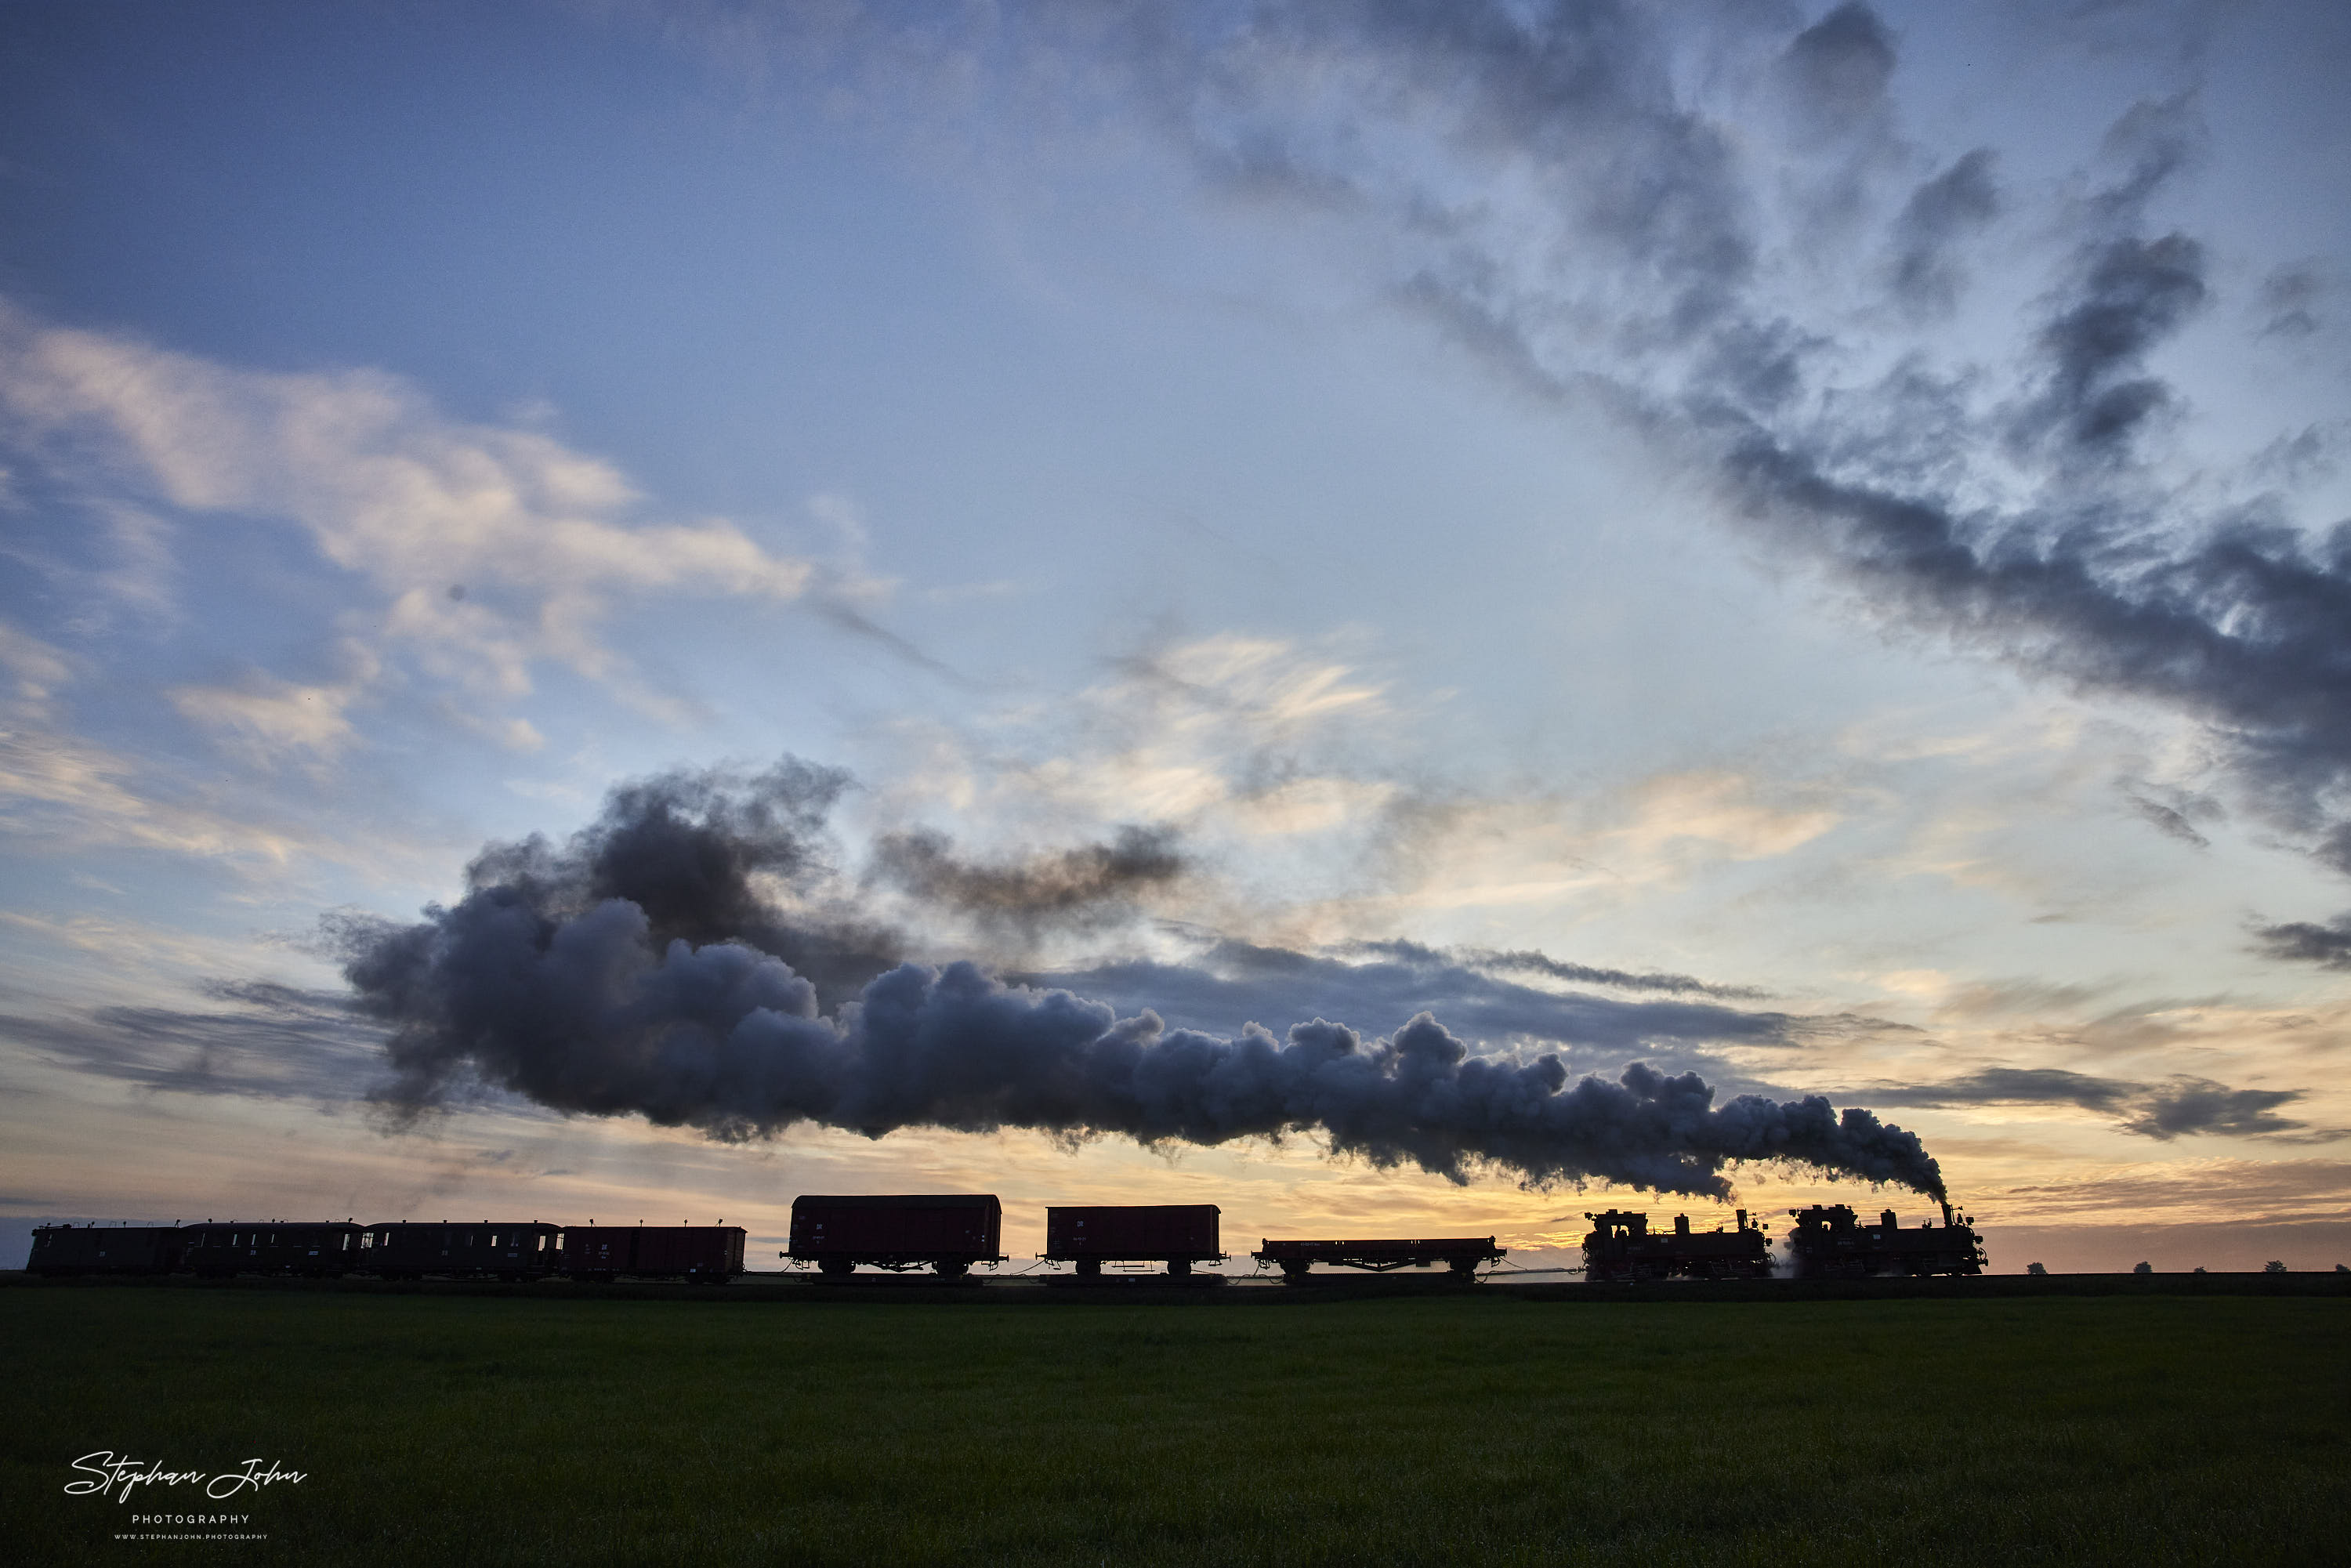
left=1861, top=1064, right=2340, bottom=1144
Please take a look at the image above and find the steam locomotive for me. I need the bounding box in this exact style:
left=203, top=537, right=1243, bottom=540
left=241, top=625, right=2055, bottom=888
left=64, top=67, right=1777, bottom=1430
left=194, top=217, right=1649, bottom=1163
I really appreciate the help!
left=1575, top=1200, right=1986, bottom=1281
left=1580, top=1208, right=1773, bottom=1280
left=1783, top=1201, right=1987, bottom=1278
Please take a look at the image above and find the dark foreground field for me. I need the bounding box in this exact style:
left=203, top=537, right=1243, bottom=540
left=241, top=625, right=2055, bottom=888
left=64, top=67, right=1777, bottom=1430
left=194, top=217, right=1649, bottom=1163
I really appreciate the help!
left=6, top=1283, right=2346, bottom=1566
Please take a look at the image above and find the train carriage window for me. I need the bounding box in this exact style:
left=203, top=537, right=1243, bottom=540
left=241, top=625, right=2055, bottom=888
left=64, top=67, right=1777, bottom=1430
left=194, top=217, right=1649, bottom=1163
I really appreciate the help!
left=490, top=1233, right=498, bottom=1247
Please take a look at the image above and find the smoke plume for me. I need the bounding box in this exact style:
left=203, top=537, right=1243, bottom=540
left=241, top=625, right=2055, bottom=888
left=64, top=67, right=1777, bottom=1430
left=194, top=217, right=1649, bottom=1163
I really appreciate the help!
left=336, top=762, right=1945, bottom=1198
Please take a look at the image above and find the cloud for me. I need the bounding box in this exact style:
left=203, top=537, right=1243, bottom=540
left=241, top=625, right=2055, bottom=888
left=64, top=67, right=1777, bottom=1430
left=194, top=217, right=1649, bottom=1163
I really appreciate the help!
left=167, top=642, right=384, bottom=770
left=0, top=980, right=386, bottom=1104
left=1864, top=1065, right=2333, bottom=1143
left=0, top=299, right=823, bottom=738
left=1031, top=934, right=1808, bottom=1060
left=1889, top=149, right=2001, bottom=313
left=2257, top=262, right=2327, bottom=340
left=730, top=4, right=2351, bottom=893
left=1775, top=2, right=1898, bottom=139
left=2249, top=912, right=2351, bottom=970
left=2124, top=790, right=2209, bottom=848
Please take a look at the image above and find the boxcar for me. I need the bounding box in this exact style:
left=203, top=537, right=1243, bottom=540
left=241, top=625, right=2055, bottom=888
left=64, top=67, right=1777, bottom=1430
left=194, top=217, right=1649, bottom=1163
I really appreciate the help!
left=563, top=1225, right=744, bottom=1283
left=1581, top=1209, right=1772, bottom=1281
left=1045, top=1204, right=1222, bottom=1277
left=182, top=1222, right=364, bottom=1277
left=24, top=1223, right=185, bottom=1276
left=357, top=1222, right=564, bottom=1280
left=1254, top=1237, right=1505, bottom=1279
left=788, top=1194, right=1003, bottom=1276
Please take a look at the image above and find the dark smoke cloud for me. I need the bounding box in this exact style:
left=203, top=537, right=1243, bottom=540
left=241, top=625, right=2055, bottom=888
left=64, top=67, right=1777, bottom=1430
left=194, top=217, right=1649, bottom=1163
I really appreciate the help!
left=331, top=764, right=1945, bottom=1197
left=400, top=759, right=905, bottom=1009
left=1864, top=1065, right=2332, bottom=1143
left=871, top=824, right=1185, bottom=940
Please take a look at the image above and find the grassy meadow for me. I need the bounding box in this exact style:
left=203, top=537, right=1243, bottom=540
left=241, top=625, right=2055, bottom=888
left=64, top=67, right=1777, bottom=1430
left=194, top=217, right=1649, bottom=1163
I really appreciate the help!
left=5, top=1281, right=2346, bottom=1565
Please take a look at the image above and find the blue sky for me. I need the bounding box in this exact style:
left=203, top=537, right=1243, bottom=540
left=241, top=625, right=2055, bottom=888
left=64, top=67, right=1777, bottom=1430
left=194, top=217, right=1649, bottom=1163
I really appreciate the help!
left=4, top=0, right=2349, bottom=1272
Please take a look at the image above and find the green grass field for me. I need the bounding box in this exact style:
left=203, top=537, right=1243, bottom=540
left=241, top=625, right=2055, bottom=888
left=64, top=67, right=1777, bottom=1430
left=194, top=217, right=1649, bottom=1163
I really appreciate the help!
left=6, top=1283, right=2346, bottom=1565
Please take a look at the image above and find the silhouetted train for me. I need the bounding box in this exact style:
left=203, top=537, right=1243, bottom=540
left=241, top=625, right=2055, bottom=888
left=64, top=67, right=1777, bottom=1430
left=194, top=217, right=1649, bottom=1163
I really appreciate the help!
left=24, top=1220, right=745, bottom=1283
left=24, top=1194, right=1987, bottom=1282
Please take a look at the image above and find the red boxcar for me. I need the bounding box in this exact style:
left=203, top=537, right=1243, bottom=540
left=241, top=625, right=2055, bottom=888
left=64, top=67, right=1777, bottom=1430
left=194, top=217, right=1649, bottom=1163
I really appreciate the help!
left=563, top=1225, right=744, bottom=1283
left=1254, top=1237, right=1504, bottom=1279
left=788, top=1194, right=1003, bottom=1276
left=1045, top=1204, right=1222, bottom=1276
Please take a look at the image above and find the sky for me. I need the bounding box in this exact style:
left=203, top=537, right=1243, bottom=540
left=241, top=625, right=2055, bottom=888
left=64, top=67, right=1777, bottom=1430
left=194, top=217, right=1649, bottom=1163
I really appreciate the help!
left=3, top=0, right=2349, bottom=1275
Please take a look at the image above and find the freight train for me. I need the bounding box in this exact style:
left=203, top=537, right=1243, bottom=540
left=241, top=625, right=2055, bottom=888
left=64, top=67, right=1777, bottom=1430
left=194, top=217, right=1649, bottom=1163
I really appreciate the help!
left=24, top=1194, right=1987, bottom=1282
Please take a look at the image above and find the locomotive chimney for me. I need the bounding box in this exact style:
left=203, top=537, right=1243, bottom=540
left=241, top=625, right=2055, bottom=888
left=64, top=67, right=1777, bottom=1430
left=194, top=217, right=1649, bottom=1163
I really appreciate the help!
left=1880, top=1208, right=1898, bottom=1229
left=1675, top=1215, right=1690, bottom=1236
left=1940, top=1199, right=1954, bottom=1227
left=1736, top=1208, right=1748, bottom=1232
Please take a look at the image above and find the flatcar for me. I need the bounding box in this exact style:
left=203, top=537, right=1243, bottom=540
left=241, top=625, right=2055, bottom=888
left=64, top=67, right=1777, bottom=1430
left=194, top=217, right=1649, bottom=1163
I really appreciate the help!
left=1045, top=1204, right=1223, bottom=1277
left=1785, top=1202, right=1986, bottom=1278
left=1253, top=1237, right=1505, bottom=1280
left=1581, top=1208, right=1772, bottom=1281
left=24, top=1223, right=186, bottom=1277
left=787, top=1193, right=1004, bottom=1276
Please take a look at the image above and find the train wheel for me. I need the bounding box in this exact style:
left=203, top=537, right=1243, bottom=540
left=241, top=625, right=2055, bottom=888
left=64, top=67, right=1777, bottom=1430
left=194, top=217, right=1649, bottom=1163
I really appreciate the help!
left=819, top=1257, right=853, bottom=1277
left=1168, top=1258, right=1191, bottom=1278
left=1281, top=1262, right=1311, bottom=1281
left=935, top=1258, right=969, bottom=1279
left=1076, top=1258, right=1101, bottom=1279
left=1448, top=1258, right=1477, bottom=1277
